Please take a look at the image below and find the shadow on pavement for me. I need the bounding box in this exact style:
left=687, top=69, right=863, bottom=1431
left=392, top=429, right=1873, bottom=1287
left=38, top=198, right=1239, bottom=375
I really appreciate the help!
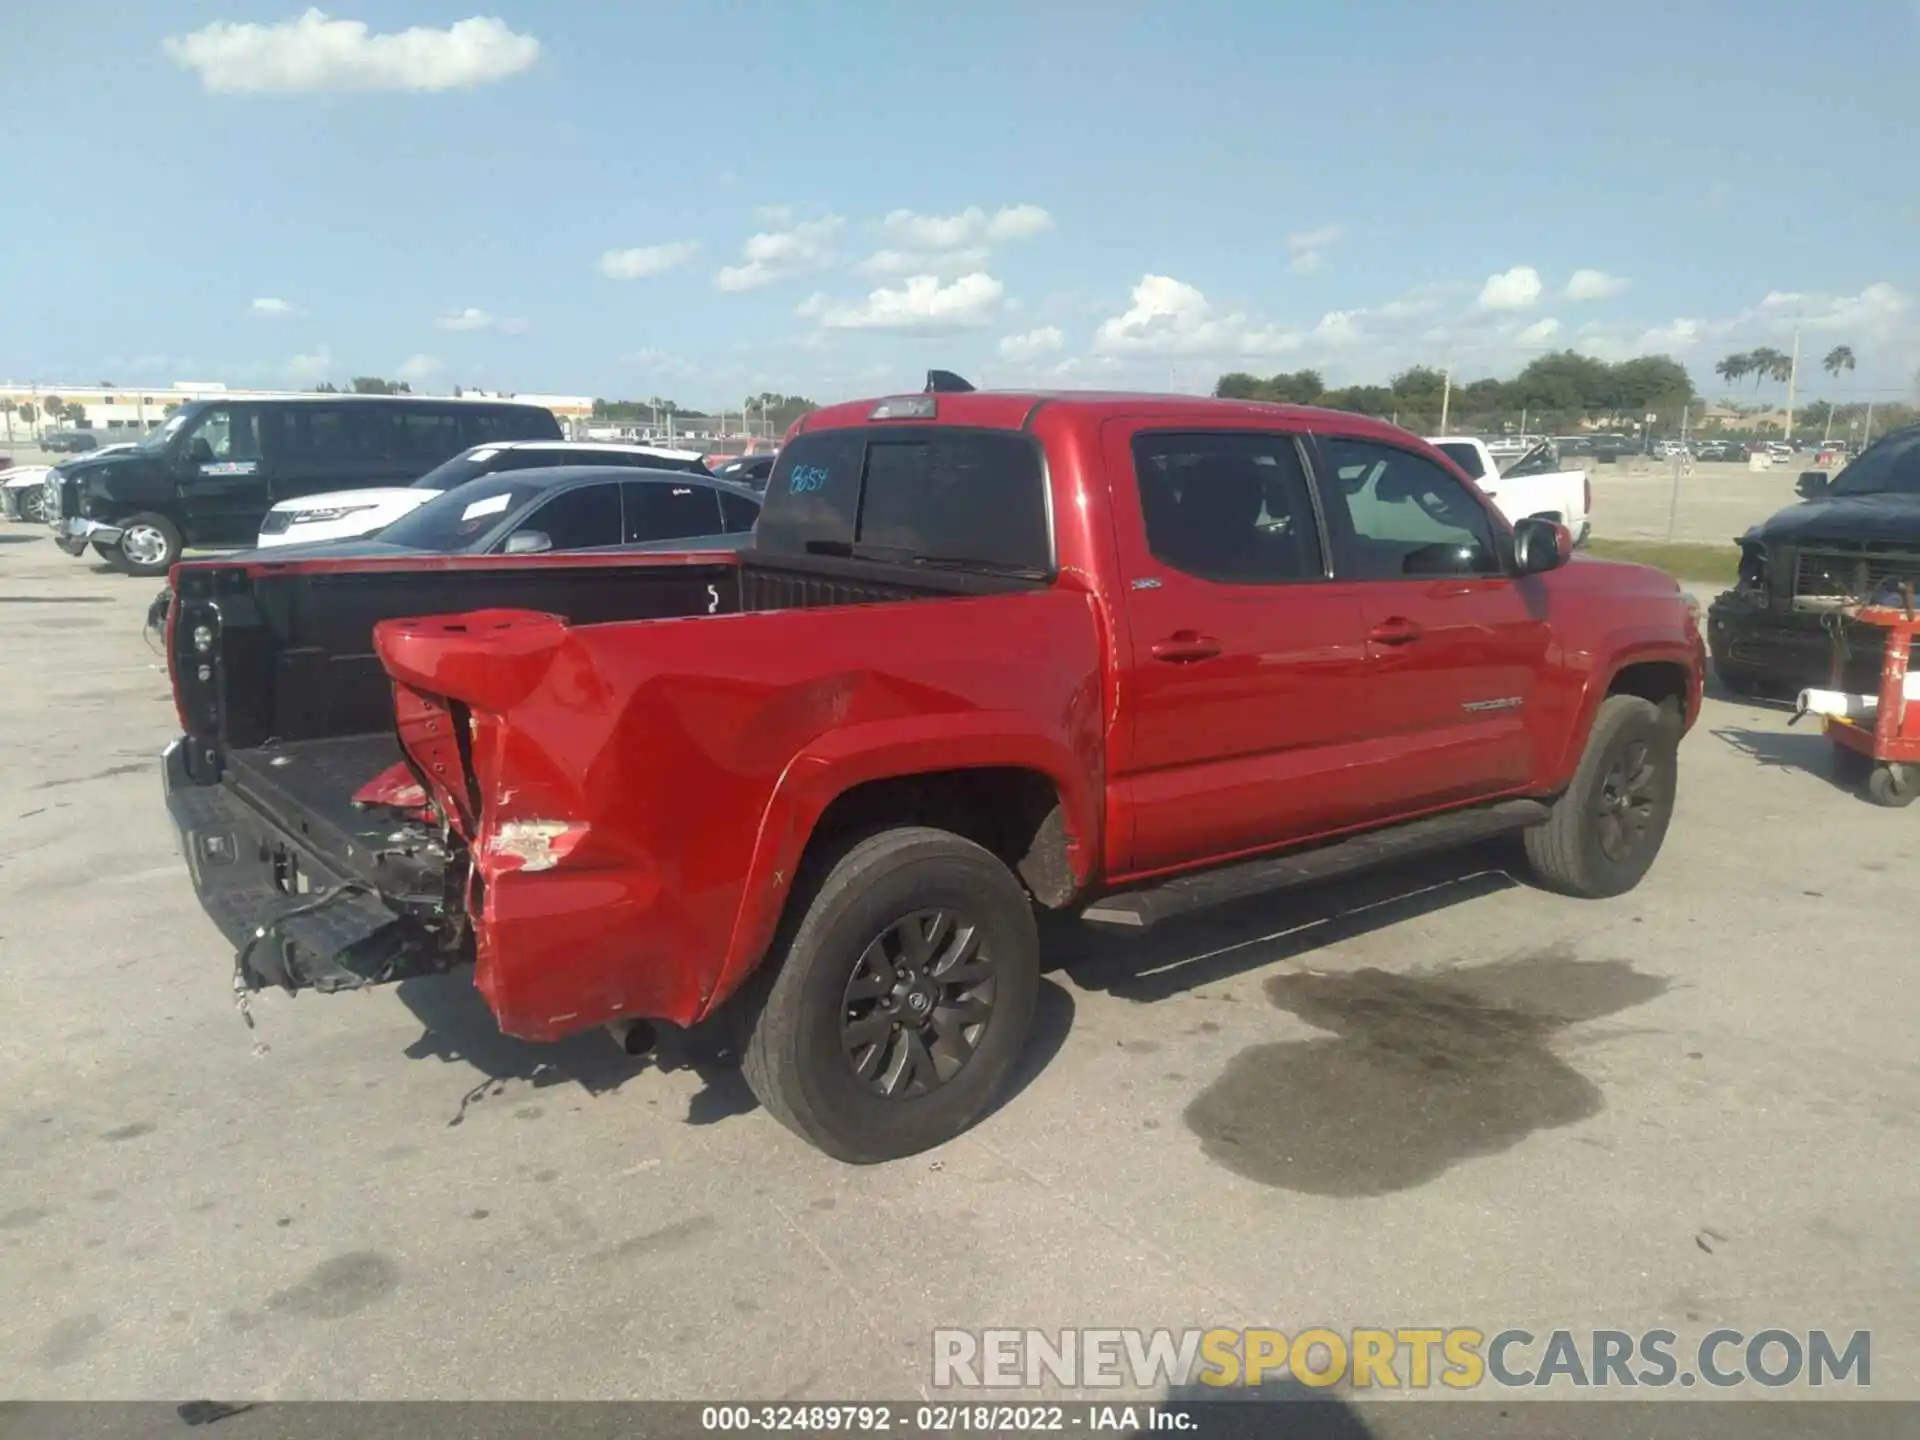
left=391, top=967, right=1077, bottom=1135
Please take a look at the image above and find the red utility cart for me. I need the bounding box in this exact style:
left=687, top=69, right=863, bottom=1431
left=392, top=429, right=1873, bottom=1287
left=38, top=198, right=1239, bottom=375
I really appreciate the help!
left=1825, top=602, right=1920, bottom=807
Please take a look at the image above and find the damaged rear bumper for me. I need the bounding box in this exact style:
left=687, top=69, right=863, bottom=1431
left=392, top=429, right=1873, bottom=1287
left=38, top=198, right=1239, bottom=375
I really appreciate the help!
left=162, top=739, right=452, bottom=994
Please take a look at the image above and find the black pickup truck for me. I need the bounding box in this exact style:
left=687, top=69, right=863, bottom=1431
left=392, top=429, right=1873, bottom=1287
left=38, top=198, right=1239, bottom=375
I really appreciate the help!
left=1708, top=425, right=1920, bottom=695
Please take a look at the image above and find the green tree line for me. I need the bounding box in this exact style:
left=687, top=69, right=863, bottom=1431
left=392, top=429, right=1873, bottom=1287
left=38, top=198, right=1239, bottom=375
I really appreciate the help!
left=1215, top=351, right=1698, bottom=434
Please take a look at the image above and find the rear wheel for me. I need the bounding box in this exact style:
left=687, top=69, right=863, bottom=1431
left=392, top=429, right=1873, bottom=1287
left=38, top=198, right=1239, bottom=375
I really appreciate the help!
left=1867, top=763, right=1918, bottom=808
left=1524, top=695, right=1679, bottom=898
left=739, top=826, right=1039, bottom=1163
left=113, top=513, right=183, bottom=577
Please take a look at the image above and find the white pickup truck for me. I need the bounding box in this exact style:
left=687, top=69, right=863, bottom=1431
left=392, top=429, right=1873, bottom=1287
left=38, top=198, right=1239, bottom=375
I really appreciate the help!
left=1427, top=436, right=1591, bottom=545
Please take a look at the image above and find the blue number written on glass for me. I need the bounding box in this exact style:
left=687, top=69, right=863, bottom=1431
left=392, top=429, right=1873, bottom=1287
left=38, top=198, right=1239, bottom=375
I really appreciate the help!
left=788, top=465, right=829, bottom=494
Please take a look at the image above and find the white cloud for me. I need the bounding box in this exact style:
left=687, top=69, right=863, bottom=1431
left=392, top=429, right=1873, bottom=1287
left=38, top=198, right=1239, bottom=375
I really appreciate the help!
left=163, top=9, right=540, bottom=94
left=622, top=347, right=695, bottom=379
left=861, top=204, right=1053, bottom=281
left=1760, top=290, right=1805, bottom=310
left=1635, top=317, right=1704, bottom=352
left=285, top=345, right=333, bottom=385
left=1286, top=224, right=1342, bottom=274
left=1092, top=274, right=1300, bottom=358
left=250, top=296, right=298, bottom=318
left=715, top=217, right=843, bottom=291
left=1565, top=269, right=1629, bottom=301
left=798, top=272, right=1006, bottom=331
left=880, top=204, right=1054, bottom=250
left=598, top=242, right=699, bottom=280
left=1793, top=282, right=1909, bottom=339
left=1477, top=266, right=1543, bottom=311
left=998, top=326, right=1065, bottom=362
left=858, top=246, right=992, bottom=279
left=1313, top=310, right=1364, bottom=346
left=1515, top=317, right=1561, bottom=345
left=435, top=306, right=526, bottom=333
left=396, top=353, right=442, bottom=384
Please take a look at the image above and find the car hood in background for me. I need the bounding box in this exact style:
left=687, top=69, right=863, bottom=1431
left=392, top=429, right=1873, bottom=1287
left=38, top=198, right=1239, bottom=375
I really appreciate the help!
left=269, top=486, right=438, bottom=514
left=1746, top=493, right=1920, bottom=544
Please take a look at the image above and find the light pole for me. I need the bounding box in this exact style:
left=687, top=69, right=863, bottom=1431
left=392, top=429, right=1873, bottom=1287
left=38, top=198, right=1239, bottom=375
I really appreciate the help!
left=1783, top=325, right=1801, bottom=441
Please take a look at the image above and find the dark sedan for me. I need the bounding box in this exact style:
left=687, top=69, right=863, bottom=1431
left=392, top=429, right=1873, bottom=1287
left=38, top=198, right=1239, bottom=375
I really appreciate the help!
left=245, top=464, right=760, bottom=560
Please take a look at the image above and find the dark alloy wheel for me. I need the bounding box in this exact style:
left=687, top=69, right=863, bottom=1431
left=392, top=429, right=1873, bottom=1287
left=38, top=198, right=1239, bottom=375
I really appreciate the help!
left=1524, top=694, right=1679, bottom=898
left=739, top=826, right=1040, bottom=1163
left=1593, top=737, right=1661, bottom=863
left=840, top=908, right=996, bottom=1098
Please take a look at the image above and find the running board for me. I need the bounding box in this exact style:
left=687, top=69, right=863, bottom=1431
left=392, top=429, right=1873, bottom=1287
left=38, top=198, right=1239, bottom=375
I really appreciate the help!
left=1080, top=798, right=1551, bottom=931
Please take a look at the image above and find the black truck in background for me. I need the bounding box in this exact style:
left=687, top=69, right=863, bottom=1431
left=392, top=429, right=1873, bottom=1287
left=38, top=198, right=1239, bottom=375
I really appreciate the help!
left=1708, top=425, right=1920, bottom=696
left=43, top=394, right=561, bottom=576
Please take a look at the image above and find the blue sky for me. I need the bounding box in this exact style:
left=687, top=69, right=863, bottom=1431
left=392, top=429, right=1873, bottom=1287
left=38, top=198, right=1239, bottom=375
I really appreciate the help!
left=3, top=1, right=1915, bottom=408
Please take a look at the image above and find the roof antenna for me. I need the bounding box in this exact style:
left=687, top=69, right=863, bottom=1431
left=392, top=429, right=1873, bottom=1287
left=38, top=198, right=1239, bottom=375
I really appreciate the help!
left=925, top=370, right=975, bottom=394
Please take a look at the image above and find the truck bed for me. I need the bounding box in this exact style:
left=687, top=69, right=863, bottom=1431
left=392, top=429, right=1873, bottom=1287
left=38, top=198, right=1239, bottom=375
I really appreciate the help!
left=165, top=547, right=1051, bottom=998
left=224, top=733, right=409, bottom=875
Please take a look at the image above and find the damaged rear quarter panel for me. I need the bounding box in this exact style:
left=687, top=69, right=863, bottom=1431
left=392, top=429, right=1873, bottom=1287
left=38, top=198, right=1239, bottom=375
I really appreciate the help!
left=392, top=589, right=1106, bottom=1042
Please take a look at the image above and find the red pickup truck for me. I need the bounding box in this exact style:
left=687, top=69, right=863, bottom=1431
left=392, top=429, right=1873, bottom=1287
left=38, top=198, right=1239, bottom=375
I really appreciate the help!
left=163, top=381, right=1703, bottom=1162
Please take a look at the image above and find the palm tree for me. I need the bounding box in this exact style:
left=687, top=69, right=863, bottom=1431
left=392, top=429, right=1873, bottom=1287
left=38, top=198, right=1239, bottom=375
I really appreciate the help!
left=1747, top=347, right=1792, bottom=388
left=1715, top=352, right=1752, bottom=388
left=1823, top=345, right=1856, bottom=379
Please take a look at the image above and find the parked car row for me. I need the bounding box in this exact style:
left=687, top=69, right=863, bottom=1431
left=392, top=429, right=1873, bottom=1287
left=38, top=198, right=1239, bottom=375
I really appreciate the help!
left=25, top=393, right=766, bottom=575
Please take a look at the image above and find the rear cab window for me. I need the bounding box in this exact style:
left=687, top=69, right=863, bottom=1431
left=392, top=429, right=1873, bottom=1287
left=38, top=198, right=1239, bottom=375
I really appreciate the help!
left=760, top=426, right=1051, bottom=576
left=1433, top=441, right=1486, bottom=479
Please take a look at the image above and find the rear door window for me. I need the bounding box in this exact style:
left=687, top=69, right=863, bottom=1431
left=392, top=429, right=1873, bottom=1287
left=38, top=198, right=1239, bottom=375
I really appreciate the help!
left=718, top=489, right=761, bottom=532
left=623, top=480, right=724, bottom=542
left=1133, top=431, right=1323, bottom=583
left=515, top=482, right=623, bottom=551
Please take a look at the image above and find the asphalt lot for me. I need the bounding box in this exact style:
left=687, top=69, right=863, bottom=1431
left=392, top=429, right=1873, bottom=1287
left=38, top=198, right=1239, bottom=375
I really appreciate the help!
left=1585, top=457, right=1803, bottom=545
left=0, top=525, right=1914, bottom=1415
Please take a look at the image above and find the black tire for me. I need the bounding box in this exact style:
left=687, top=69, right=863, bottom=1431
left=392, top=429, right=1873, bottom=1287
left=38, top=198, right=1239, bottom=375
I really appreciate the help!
left=1867, top=763, right=1918, bottom=808
left=112, top=513, right=183, bottom=577
left=1524, top=694, right=1679, bottom=898
left=739, top=826, right=1039, bottom=1163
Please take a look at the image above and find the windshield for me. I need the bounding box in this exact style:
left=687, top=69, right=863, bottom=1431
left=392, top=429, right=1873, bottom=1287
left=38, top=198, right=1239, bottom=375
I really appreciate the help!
left=407, top=451, right=496, bottom=491
left=378, top=474, right=550, bottom=550
left=1829, top=430, right=1920, bottom=496
left=135, top=411, right=192, bottom=452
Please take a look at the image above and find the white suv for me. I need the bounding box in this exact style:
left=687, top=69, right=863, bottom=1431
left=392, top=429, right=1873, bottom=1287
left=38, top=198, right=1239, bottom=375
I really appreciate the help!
left=255, top=440, right=709, bottom=547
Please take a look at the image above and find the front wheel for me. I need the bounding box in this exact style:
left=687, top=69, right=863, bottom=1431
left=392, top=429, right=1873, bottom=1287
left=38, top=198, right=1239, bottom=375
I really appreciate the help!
left=739, top=826, right=1040, bottom=1163
left=1524, top=694, right=1679, bottom=898
left=112, top=513, right=184, bottom=577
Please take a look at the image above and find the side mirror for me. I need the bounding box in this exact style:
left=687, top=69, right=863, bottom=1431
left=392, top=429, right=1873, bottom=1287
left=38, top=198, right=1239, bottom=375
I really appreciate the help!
left=1796, top=471, right=1830, bottom=498
left=501, top=530, right=552, bottom=556
left=1513, top=516, right=1572, bottom=576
